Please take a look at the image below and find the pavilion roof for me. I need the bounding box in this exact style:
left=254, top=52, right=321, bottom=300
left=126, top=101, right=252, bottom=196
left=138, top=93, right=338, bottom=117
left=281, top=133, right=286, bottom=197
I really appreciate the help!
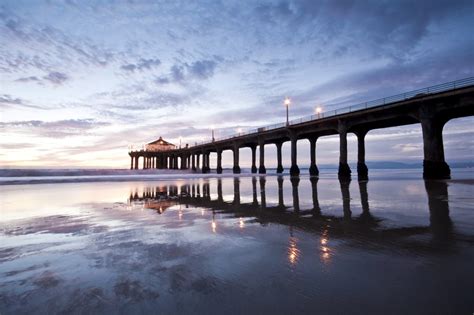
left=147, top=136, right=175, bottom=146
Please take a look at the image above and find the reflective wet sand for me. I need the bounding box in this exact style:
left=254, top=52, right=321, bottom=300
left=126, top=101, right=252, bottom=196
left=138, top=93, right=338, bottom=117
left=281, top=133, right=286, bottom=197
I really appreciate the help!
left=1, top=171, right=473, bottom=314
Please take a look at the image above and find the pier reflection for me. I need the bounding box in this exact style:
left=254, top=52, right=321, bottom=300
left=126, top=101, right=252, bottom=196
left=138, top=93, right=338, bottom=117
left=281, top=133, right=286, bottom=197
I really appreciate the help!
left=128, top=176, right=455, bottom=252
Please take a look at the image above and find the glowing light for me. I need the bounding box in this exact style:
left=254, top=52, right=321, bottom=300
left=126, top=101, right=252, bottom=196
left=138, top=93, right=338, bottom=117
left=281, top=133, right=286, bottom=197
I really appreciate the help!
left=237, top=128, right=242, bottom=134
left=239, top=217, right=244, bottom=228
left=287, top=236, right=300, bottom=265
left=201, top=209, right=205, bottom=216
left=316, top=106, right=322, bottom=114
left=212, top=220, right=217, bottom=233
left=284, top=97, right=291, bottom=106
left=320, top=231, right=331, bottom=263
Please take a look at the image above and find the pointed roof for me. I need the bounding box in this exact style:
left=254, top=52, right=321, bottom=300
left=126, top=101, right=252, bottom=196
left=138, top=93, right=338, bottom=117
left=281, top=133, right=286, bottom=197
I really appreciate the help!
left=147, top=136, right=175, bottom=146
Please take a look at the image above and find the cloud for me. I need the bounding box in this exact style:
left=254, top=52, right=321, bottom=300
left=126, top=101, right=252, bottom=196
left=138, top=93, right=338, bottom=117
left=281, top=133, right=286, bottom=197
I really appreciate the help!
left=0, top=94, right=23, bottom=105
left=186, top=60, right=217, bottom=79
left=1, top=119, right=109, bottom=138
left=43, top=71, right=69, bottom=85
left=120, top=58, right=161, bottom=72
left=0, top=94, right=45, bottom=110
left=170, top=65, right=185, bottom=82
left=157, top=58, right=220, bottom=85
left=15, top=76, right=40, bottom=83
left=14, top=72, right=70, bottom=86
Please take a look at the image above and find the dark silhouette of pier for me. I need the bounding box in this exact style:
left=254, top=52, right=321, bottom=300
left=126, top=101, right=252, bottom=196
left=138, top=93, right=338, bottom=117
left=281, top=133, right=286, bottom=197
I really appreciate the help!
left=129, top=77, right=474, bottom=179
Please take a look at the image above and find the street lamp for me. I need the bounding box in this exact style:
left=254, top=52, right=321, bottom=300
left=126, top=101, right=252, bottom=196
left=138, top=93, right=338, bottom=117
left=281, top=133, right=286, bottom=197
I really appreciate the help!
left=237, top=128, right=242, bottom=135
left=315, top=106, right=322, bottom=119
left=211, top=126, right=215, bottom=142
left=179, top=136, right=182, bottom=148
left=284, top=97, right=291, bottom=126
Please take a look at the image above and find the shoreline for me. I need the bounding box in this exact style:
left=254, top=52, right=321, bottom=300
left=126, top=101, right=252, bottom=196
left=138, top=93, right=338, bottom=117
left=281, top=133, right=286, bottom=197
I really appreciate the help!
left=1, top=168, right=473, bottom=186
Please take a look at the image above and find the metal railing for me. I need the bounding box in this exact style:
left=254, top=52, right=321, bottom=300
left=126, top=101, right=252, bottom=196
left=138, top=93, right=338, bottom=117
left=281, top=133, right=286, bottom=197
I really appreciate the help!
left=178, top=77, right=474, bottom=149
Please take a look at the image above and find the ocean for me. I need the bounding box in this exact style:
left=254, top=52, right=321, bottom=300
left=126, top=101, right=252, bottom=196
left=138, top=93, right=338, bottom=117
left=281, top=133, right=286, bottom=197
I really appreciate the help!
left=0, top=168, right=473, bottom=314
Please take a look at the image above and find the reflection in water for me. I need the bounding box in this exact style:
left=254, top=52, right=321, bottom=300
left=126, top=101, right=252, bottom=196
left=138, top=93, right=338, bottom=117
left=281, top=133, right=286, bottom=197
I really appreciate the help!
left=128, top=176, right=456, bottom=248
left=340, top=178, right=351, bottom=220
left=259, top=177, right=266, bottom=209
left=425, top=180, right=453, bottom=241
left=288, top=227, right=300, bottom=266
left=310, top=177, right=321, bottom=216
left=3, top=174, right=473, bottom=314
left=291, top=177, right=300, bottom=212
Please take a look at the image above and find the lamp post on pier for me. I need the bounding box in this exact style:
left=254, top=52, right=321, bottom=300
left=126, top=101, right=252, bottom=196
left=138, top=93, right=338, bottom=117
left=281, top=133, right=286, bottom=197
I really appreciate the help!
left=316, top=106, right=322, bottom=119
left=284, top=97, right=291, bottom=126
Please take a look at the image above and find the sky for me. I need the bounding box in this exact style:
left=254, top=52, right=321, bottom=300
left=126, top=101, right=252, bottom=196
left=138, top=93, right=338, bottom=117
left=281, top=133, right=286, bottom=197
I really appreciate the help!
left=1, top=0, right=473, bottom=168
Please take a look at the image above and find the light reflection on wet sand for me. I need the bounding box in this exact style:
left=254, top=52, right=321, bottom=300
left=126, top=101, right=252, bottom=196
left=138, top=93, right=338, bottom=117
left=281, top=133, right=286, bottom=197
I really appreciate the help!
left=1, top=171, right=474, bottom=314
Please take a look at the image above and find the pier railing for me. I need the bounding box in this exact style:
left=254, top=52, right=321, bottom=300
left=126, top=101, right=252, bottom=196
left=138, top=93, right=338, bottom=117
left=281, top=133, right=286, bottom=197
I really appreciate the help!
left=185, top=77, right=474, bottom=147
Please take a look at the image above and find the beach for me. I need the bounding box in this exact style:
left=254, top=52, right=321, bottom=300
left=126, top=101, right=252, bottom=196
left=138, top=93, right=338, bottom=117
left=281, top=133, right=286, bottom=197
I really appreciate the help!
left=1, top=169, right=473, bottom=314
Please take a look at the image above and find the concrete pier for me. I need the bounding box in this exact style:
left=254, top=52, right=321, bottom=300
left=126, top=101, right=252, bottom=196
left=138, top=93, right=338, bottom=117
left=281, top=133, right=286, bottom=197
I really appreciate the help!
left=308, top=137, right=319, bottom=177
left=259, top=140, right=266, bottom=174
left=338, top=122, right=351, bottom=179
left=419, top=109, right=451, bottom=179
left=233, top=145, right=241, bottom=174
left=276, top=142, right=284, bottom=174
left=290, top=134, right=300, bottom=177
left=129, top=80, right=473, bottom=178
left=250, top=145, right=257, bottom=173
left=217, top=150, right=223, bottom=174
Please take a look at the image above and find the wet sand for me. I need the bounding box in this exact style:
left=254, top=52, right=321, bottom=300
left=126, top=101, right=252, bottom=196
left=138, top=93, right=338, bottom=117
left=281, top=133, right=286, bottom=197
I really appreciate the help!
left=1, top=170, right=473, bottom=314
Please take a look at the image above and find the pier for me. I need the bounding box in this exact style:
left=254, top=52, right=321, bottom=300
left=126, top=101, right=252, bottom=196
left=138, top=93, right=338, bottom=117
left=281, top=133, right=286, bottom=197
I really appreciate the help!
left=129, top=77, right=474, bottom=179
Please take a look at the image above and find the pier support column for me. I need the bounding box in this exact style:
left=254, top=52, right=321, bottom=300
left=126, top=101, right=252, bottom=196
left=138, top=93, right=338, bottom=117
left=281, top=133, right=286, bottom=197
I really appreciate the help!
left=338, top=122, right=351, bottom=179
left=420, top=114, right=450, bottom=179
left=142, top=156, right=146, bottom=169
left=233, top=145, right=241, bottom=174
left=201, top=153, right=205, bottom=173
left=308, top=137, right=319, bottom=176
left=217, top=150, right=223, bottom=174
left=202, top=152, right=210, bottom=173
left=130, top=156, right=133, bottom=170
left=134, top=156, right=138, bottom=170
left=259, top=140, right=266, bottom=174
left=289, top=133, right=300, bottom=176
left=356, top=130, right=368, bottom=180
left=250, top=145, right=257, bottom=173
left=192, top=154, right=196, bottom=171
left=276, top=142, right=284, bottom=174
left=196, top=154, right=200, bottom=170
left=207, top=153, right=211, bottom=172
